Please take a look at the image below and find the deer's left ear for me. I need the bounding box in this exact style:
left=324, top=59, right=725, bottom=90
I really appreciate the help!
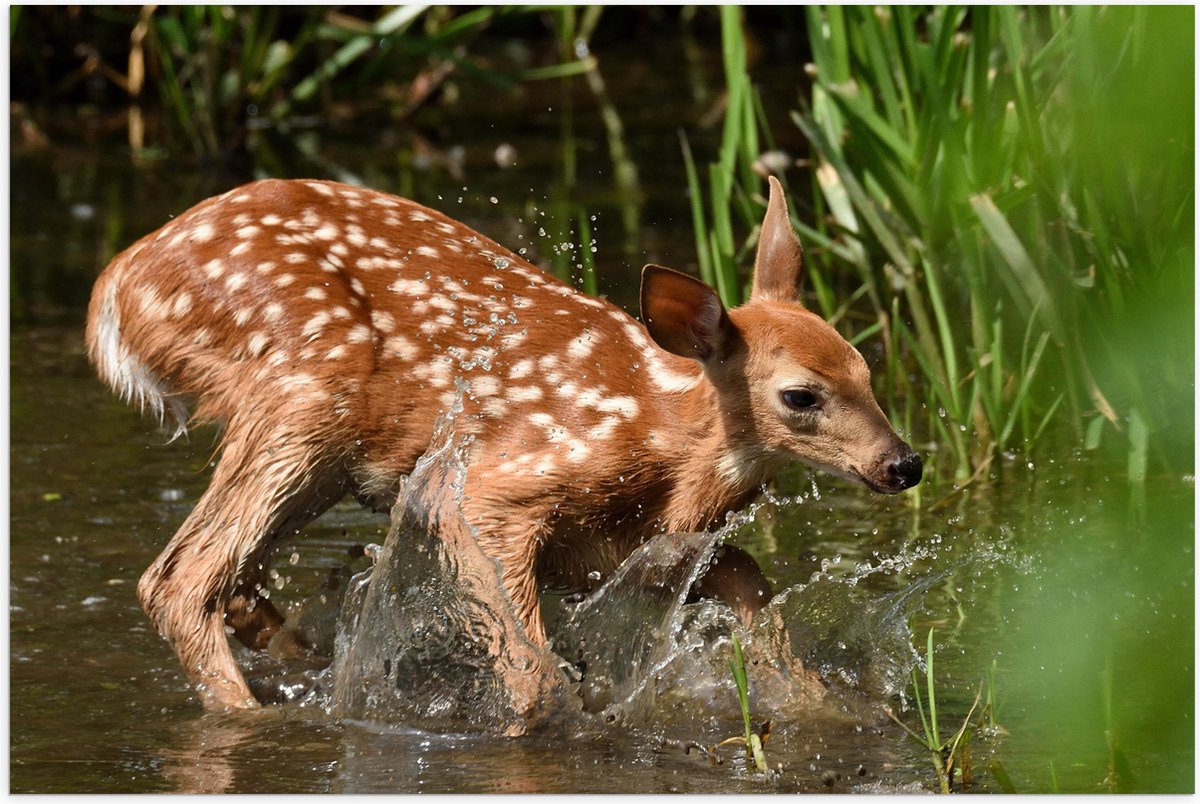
left=750, top=176, right=807, bottom=304
left=640, top=264, right=734, bottom=363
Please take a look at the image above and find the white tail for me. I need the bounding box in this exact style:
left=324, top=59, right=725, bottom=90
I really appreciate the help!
left=86, top=176, right=920, bottom=711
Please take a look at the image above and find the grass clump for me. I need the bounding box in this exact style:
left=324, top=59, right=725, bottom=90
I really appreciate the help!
left=891, top=628, right=1008, bottom=793
left=713, top=632, right=770, bottom=774
left=792, top=6, right=1193, bottom=483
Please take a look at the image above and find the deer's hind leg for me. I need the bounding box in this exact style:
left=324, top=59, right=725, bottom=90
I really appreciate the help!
left=137, top=411, right=348, bottom=710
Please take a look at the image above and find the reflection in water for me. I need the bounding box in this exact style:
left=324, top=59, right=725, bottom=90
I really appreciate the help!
left=158, top=714, right=252, bottom=794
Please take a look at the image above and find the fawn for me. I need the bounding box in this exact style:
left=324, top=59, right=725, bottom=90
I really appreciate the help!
left=86, top=176, right=921, bottom=711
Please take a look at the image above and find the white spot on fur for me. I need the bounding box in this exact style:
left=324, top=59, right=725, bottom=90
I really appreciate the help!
left=385, top=335, right=419, bottom=361
left=506, top=385, right=543, bottom=403
left=136, top=286, right=169, bottom=320
left=247, top=332, right=270, bottom=357
left=597, top=396, right=640, bottom=418
left=202, top=259, right=225, bottom=280
left=529, top=412, right=556, bottom=428
left=471, top=375, right=501, bottom=397
left=419, top=319, right=446, bottom=336
left=371, top=310, right=396, bottom=333
left=389, top=278, right=430, bottom=295
left=302, top=311, right=331, bottom=341
left=645, top=357, right=702, bottom=393
left=305, top=287, right=327, bottom=301
left=170, top=292, right=193, bottom=319
left=589, top=417, right=620, bottom=441
left=499, top=332, right=528, bottom=350
left=566, top=439, right=591, bottom=463
left=567, top=331, right=595, bottom=360
left=225, top=273, right=247, bottom=292
left=482, top=398, right=507, bottom=418
left=509, top=359, right=534, bottom=379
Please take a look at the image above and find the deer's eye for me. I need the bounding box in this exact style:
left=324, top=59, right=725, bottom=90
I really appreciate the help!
left=781, top=388, right=820, bottom=411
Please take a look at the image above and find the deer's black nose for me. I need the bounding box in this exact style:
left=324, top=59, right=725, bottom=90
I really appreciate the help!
left=888, top=448, right=923, bottom=489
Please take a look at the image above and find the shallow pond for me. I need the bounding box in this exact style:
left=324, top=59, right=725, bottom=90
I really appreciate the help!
left=9, top=21, right=1193, bottom=794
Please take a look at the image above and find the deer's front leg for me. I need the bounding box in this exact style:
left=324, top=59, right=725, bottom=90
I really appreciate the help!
left=465, top=505, right=552, bottom=648
left=691, top=544, right=774, bottom=626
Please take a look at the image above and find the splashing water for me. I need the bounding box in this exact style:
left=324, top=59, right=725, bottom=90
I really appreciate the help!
left=325, top=409, right=578, bottom=736
left=291, top=430, right=1013, bottom=738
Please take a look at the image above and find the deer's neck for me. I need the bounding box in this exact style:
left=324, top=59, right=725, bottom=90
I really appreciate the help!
left=655, top=374, right=785, bottom=533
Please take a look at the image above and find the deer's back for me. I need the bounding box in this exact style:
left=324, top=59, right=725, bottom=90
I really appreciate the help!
left=86, top=179, right=702, bottom=492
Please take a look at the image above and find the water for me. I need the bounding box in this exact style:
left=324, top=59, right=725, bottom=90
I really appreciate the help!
left=10, top=27, right=1193, bottom=794
left=9, top=320, right=1193, bottom=793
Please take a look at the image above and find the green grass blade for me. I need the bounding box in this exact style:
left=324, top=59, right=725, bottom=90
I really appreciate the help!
left=925, top=628, right=939, bottom=744
left=990, top=759, right=1017, bottom=793
left=678, top=131, right=715, bottom=289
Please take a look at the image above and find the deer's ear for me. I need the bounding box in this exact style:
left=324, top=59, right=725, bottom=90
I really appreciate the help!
left=640, top=265, right=734, bottom=362
left=750, top=176, right=807, bottom=304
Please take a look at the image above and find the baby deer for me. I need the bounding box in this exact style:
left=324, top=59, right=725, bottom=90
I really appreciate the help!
left=86, top=176, right=920, bottom=710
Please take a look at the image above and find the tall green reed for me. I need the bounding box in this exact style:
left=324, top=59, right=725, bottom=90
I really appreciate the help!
left=793, top=6, right=1193, bottom=482
left=681, top=6, right=763, bottom=309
